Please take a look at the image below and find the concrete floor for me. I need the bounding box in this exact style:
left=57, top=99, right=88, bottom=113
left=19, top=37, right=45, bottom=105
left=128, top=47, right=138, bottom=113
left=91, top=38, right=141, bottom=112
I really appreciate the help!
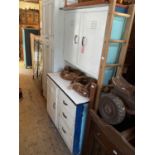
left=19, top=62, right=70, bottom=155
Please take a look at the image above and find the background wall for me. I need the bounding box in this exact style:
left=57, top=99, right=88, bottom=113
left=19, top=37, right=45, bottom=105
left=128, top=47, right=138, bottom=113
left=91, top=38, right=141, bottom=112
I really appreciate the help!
left=19, top=1, right=39, bottom=10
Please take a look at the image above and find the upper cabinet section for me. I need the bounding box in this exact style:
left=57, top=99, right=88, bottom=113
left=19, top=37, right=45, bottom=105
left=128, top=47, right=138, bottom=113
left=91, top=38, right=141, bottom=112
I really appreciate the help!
left=63, top=6, right=109, bottom=79
left=64, top=11, right=81, bottom=65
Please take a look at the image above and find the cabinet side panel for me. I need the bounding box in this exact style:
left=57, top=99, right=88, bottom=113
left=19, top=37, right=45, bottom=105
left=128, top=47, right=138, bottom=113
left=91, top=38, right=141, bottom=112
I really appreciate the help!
left=73, top=104, right=88, bottom=155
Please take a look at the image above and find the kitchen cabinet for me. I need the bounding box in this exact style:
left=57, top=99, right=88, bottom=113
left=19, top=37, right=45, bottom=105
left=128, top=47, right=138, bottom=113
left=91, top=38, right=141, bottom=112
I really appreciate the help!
left=47, top=72, right=89, bottom=155
left=63, top=5, right=127, bottom=82
left=63, top=6, right=109, bottom=78
left=41, top=0, right=65, bottom=98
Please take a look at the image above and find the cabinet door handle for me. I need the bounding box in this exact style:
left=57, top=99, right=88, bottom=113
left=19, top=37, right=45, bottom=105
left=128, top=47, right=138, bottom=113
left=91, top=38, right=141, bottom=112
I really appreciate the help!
left=82, top=36, right=87, bottom=47
left=62, top=127, right=66, bottom=134
left=63, top=100, right=68, bottom=106
left=74, top=35, right=79, bottom=44
left=62, top=112, right=67, bottom=119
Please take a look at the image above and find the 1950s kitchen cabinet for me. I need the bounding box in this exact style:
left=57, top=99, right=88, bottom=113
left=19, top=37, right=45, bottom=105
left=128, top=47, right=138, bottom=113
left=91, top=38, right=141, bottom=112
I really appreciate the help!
left=63, top=6, right=109, bottom=79
left=41, top=0, right=65, bottom=98
left=63, top=5, right=127, bottom=82
left=47, top=73, right=89, bottom=155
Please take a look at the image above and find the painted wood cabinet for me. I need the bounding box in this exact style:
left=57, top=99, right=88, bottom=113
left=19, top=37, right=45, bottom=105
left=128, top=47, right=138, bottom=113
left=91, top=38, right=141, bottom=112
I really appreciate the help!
left=47, top=73, right=89, bottom=155
left=64, top=11, right=81, bottom=65
left=63, top=6, right=109, bottom=79
left=64, top=6, right=127, bottom=84
left=41, top=0, right=65, bottom=98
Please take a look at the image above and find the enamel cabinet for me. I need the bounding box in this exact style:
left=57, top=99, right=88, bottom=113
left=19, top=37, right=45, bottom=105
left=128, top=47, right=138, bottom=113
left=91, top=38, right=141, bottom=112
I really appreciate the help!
left=47, top=73, right=89, bottom=155
left=63, top=6, right=109, bottom=79
left=41, top=0, right=65, bottom=98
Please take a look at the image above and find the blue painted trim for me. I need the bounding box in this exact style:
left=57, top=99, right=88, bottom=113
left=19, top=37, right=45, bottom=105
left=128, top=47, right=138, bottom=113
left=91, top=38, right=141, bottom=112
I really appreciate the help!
left=72, top=104, right=88, bottom=155
left=79, top=104, right=88, bottom=154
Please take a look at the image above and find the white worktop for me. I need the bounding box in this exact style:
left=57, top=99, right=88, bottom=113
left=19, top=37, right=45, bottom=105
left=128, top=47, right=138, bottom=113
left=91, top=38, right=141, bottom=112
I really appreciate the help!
left=47, top=72, right=89, bottom=105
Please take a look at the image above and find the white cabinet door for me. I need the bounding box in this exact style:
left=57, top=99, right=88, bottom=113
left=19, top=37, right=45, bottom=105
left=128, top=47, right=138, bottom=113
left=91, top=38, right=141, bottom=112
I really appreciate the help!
left=64, top=11, right=81, bottom=65
left=42, top=0, right=54, bottom=40
left=48, top=1, right=54, bottom=38
left=77, top=10, right=108, bottom=78
left=47, top=77, right=57, bottom=126
left=42, top=42, right=53, bottom=98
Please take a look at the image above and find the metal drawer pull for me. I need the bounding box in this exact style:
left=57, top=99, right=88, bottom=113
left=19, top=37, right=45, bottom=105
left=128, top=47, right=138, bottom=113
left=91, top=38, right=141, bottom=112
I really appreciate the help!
left=62, top=112, right=67, bottom=119
left=113, top=150, right=118, bottom=155
left=63, top=100, right=68, bottom=106
left=62, top=127, right=66, bottom=134
left=82, top=36, right=87, bottom=47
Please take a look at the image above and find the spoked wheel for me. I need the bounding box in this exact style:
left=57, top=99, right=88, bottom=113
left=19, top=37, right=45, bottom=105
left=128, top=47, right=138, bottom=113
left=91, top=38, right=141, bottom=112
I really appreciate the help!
left=99, top=93, right=126, bottom=125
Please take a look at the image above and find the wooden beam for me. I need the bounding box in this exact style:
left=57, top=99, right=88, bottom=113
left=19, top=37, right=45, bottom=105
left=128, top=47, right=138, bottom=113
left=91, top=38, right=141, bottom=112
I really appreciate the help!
left=113, top=11, right=131, bottom=18
left=95, top=0, right=117, bottom=111
left=121, top=127, right=135, bottom=142
left=64, top=0, right=108, bottom=9
left=116, top=4, right=135, bottom=76
left=110, top=39, right=127, bottom=43
left=105, top=63, right=121, bottom=67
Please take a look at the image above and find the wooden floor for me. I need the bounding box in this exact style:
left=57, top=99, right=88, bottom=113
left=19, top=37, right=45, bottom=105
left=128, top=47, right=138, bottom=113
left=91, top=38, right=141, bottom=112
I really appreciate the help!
left=19, top=62, right=70, bottom=155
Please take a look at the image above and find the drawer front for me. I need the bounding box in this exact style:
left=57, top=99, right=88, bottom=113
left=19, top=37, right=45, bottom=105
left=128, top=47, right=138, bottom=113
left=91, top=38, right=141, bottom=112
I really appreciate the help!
left=59, top=104, right=75, bottom=133
left=59, top=90, right=76, bottom=117
left=59, top=117, right=73, bottom=152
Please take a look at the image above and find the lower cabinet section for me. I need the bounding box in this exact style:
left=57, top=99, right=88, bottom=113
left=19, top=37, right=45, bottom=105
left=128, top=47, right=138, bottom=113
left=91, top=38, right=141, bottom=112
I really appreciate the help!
left=47, top=73, right=89, bottom=155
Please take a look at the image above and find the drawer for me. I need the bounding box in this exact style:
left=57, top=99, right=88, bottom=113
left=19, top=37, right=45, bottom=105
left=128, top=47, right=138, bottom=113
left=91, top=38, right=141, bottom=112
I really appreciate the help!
left=59, top=108, right=75, bottom=137
left=59, top=90, right=76, bottom=117
left=59, top=117, right=73, bottom=152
